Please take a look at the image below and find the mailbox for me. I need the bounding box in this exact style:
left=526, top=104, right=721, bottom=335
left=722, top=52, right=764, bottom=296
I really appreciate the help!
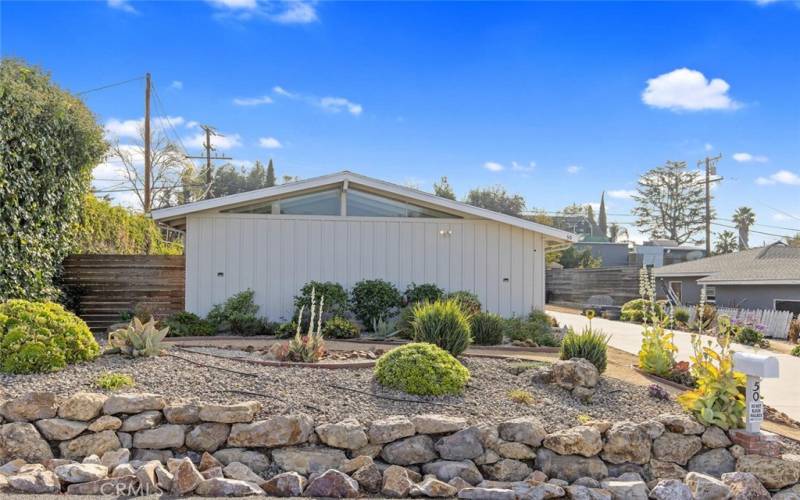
left=733, top=352, right=780, bottom=434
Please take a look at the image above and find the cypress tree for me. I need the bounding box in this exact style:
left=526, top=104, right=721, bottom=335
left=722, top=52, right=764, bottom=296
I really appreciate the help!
left=266, top=158, right=276, bottom=187
left=598, top=192, right=608, bottom=239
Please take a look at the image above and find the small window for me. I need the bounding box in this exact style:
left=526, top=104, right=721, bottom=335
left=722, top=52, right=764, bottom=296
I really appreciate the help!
left=222, top=202, right=272, bottom=214
left=279, top=189, right=341, bottom=215
left=347, top=189, right=456, bottom=218
left=775, top=300, right=800, bottom=317
left=705, top=286, right=716, bottom=304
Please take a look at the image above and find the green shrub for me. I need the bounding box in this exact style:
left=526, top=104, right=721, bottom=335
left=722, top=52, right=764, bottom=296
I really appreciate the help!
left=470, top=312, right=505, bottom=345
left=1, top=59, right=107, bottom=301
left=673, top=307, right=690, bottom=325
left=638, top=324, right=677, bottom=377
left=792, top=345, right=800, bottom=357
left=374, top=343, right=470, bottom=396
left=276, top=321, right=297, bottom=338
left=350, top=279, right=402, bottom=327
left=207, top=290, right=267, bottom=335
left=0, top=299, right=100, bottom=373
left=621, top=299, right=664, bottom=323
left=734, top=325, right=766, bottom=347
left=395, top=306, right=416, bottom=339
left=322, top=316, right=361, bottom=339
left=404, top=283, right=444, bottom=305
left=95, top=372, right=134, bottom=391
left=560, top=326, right=610, bottom=373
left=444, top=291, right=482, bottom=316
left=412, top=300, right=472, bottom=356
left=163, top=312, right=215, bottom=337
left=294, top=281, right=349, bottom=318
left=529, top=309, right=558, bottom=328
left=504, top=317, right=559, bottom=347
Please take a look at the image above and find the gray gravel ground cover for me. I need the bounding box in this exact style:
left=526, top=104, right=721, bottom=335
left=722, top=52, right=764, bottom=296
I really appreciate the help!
left=1, top=347, right=682, bottom=431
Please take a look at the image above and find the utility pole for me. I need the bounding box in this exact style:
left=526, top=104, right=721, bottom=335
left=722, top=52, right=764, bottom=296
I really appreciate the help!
left=185, top=124, right=232, bottom=198
left=698, top=154, right=723, bottom=255
left=143, top=72, right=151, bottom=213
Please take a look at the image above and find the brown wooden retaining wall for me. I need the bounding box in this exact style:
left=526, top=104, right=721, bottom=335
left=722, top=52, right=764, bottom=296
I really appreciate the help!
left=546, top=266, right=640, bottom=308
left=62, top=255, right=185, bottom=333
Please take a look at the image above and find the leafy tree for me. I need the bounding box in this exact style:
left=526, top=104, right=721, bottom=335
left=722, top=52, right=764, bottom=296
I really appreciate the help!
left=557, top=246, right=602, bottom=268
left=0, top=59, right=106, bottom=301
left=587, top=204, right=596, bottom=227
left=632, top=161, right=707, bottom=245
left=465, top=185, right=526, bottom=216
left=208, top=160, right=276, bottom=198
left=433, top=176, right=456, bottom=200
left=561, top=203, right=587, bottom=215
left=608, top=223, right=629, bottom=242
left=732, top=207, right=756, bottom=250
left=714, top=231, right=738, bottom=255
left=598, top=192, right=608, bottom=239
left=266, top=158, right=276, bottom=187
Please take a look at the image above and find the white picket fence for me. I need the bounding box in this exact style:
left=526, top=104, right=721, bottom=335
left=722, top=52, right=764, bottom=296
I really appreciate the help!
left=716, top=307, right=794, bottom=340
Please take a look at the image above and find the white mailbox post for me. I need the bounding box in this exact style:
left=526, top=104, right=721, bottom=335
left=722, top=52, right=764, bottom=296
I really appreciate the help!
left=733, top=352, right=780, bottom=434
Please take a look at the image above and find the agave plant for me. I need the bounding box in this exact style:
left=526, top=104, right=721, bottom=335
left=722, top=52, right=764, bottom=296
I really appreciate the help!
left=108, top=317, right=169, bottom=357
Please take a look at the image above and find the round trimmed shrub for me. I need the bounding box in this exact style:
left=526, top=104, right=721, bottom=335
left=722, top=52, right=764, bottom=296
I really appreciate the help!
left=350, top=279, right=402, bottom=328
left=322, top=316, right=361, bottom=339
left=374, top=343, right=470, bottom=396
left=412, top=300, right=472, bottom=356
left=163, top=311, right=215, bottom=337
left=294, top=281, right=348, bottom=318
left=620, top=299, right=664, bottom=323
left=0, top=299, right=100, bottom=374
left=470, top=312, right=505, bottom=346
left=444, top=291, right=482, bottom=316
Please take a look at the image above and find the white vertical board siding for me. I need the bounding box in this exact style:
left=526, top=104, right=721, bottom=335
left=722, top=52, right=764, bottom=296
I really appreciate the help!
left=186, top=215, right=547, bottom=320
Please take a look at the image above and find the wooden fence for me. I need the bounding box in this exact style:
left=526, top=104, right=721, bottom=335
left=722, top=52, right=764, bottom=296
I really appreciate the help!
left=716, top=307, right=793, bottom=340
left=546, top=266, right=640, bottom=308
left=62, top=255, right=185, bottom=333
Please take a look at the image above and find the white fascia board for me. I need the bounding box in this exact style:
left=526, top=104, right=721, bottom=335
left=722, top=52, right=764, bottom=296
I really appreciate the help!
left=653, top=271, right=713, bottom=278
left=696, top=278, right=800, bottom=285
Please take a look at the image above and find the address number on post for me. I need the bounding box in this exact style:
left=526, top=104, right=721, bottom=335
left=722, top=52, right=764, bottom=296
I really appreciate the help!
left=749, top=380, right=764, bottom=422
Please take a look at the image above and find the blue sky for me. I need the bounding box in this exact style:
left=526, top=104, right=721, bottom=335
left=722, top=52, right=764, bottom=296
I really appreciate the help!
left=2, top=0, right=799, bottom=244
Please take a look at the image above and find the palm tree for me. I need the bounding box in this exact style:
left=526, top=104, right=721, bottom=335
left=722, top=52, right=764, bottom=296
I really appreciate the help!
left=608, top=223, right=629, bottom=242
left=714, top=230, right=738, bottom=255
left=732, top=207, right=756, bottom=250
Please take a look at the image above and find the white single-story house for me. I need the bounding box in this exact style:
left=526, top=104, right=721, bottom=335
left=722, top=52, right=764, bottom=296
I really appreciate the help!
left=151, top=171, right=577, bottom=321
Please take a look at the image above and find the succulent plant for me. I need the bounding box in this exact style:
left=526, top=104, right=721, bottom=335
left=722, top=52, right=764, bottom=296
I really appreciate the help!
left=107, top=316, right=169, bottom=357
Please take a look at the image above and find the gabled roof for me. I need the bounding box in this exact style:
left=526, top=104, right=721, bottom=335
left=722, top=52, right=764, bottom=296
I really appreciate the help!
left=151, top=171, right=577, bottom=243
left=654, top=243, right=800, bottom=285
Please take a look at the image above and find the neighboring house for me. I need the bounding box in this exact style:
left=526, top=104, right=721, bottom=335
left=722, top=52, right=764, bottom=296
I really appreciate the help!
left=152, top=171, right=577, bottom=321
left=653, top=242, right=800, bottom=314
left=634, top=240, right=706, bottom=267
left=548, top=214, right=597, bottom=239
left=573, top=241, right=631, bottom=267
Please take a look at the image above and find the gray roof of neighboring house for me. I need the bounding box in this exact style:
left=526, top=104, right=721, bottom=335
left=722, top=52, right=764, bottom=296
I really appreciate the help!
left=654, top=243, right=800, bottom=285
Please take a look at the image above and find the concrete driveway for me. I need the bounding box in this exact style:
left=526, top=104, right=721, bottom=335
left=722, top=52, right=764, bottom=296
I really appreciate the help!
left=549, top=310, right=800, bottom=422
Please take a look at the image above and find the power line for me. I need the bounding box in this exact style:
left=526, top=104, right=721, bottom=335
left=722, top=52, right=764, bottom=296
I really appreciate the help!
left=150, top=80, right=191, bottom=158
left=76, top=75, right=144, bottom=96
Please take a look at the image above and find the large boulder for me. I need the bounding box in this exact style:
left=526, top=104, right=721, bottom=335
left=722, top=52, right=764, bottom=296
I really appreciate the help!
left=222, top=461, right=261, bottom=483
left=382, top=465, right=415, bottom=498
left=411, top=476, right=459, bottom=498
left=601, top=421, right=652, bottom=465
left=422, top=460, right=483, bottom=485
left=227, top=414, right=313, bottom=448
left=649, top=479, right=692, bottom=500
left=163, top=403, right=201, bottom=424
left=536, top=448, right=608, bottom=482
left=600, top=479, right=649, bottom=500
left=0, top=422, right=54, bottom=462
left=412, top=414, right=468, bottom=435
left=646, top=459, right=687, bottom=481
left=685, top=471, right=731, bottom=500
left=59, top=393, right=108, bottom=421
left=657, top=414, right=705, bottom=435
left=722, top=471, right=770, bottom=500
left=304, top=469, right=359, bottom=498
left=458, top=487, right=516, bottom=499
left=381, top=434, right=438, bottom=465
left=352, top=463, right=382, bottom=493
left=688, top=448, right=735, bottom=478
left=511, top=481, right=566, bottom=500
left=652, top=432, right=702, bottom=466
left=479, top=459, right=531, bottom=482
left=368, top=416, right=416, bottom=444
left=0, top=393, right=58, bottom=422
left=133, top=424, right=186, bottom=449
left=103, top=394, right=165, bottom=415
left=65, top=475, right=137, bottom=495
left=198, top=401, right=260, bottom=424
left=87, top=415, right=122, bottom=432
left=497, top=417, right=547, bottom=447
left=316, top=418, right=368, bottom=450
left=171, top=457, right=204, bottom=495
left=271, top=446, right=347, bottom=475
left=436, top=427, right=484, bottom=460
left=120, top=411, right=163, bottom=432
left=54, top=463, right=109, bottom=484
left=195, top=477, right=265, bottom=496
left=185, top=423, right=230, bottom=452
left=212, top=448, right=270, bottom=474
left=543, top=425, right=602, bottom=457
left=735, top=454, right=800, bottom=490
left=7, top=469, right=61, bottom=494
left=262, top=471, right=307, bottom=497
left=59, top=430, right=121, bottom=460
left=494, top=441, right=535, bottom=460
left=701, top=426, right=732, bottom=449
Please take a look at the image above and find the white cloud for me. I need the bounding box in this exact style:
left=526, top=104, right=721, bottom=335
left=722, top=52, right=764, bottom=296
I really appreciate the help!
left=607, top=189, right=637, bottom=200
left=733, top=152, right=768, bottom=163
left=642, top=68, right=740, bottom=112
left=756, top=170, right=800, bottom=186
left=207, top=0, right=258, bottom=9
left=186, top=121, right=199, bottom=129
left=258, top=137, right=282, bottom=149
left=273, top=86, right=363, bottom=116
left=107, top=0, right=138, bottom=14
left=272, top=1, right=318, bottom=23
left=170, top=80, right=183, bottom=90
left=483, top=162, right=504, bottom=172
left=755, top=0, right=779, bottom=5
left=566, top=165, right=581, bottom=174
left=233, top=95, right=273, bottom=106
left=705, top=143, right=714, bottom=152
left=511, top=161, right=536, bottom=172
left=206, top=0, right=317, bottom=24
left=104, top=116, right=186, bottom=140
left=184, top=131, right=242, bottom=149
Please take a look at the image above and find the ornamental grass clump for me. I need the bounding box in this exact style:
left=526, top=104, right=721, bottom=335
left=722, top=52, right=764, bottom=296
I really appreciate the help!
left=560, top=326, right=610, bottom=373
left=0, top=299, right=100, bottom=374
left=95, top=372, right=135, bottom=391
left=470, top=312, right=505, bottom=346
left=678, top=316, right=746, bottom=429
left=374, top=343, right=470, bottom=396
left=412, top=300, right=472, bottom=356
